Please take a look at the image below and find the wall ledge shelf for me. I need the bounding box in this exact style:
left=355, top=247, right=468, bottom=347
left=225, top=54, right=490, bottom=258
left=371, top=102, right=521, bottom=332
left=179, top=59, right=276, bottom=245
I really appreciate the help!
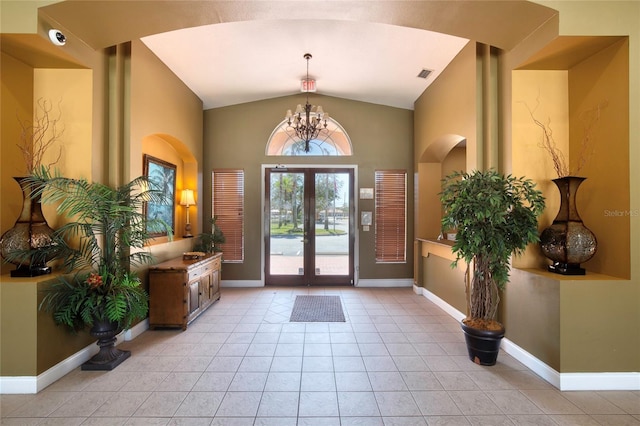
left=516, top=267, right=627, bottom=282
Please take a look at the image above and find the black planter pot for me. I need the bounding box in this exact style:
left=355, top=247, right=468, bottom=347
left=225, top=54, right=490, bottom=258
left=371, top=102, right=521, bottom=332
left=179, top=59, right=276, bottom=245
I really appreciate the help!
left=461, top=321, right=505, bottom=366
left=81, top=320, right=130, bottom=371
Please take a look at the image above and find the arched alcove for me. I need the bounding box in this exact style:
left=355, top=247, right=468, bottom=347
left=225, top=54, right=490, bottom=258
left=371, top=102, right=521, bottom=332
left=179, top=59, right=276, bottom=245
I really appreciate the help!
left=417, top=134, right=466, bottom=239
left=141, top=133, right=198, bottom=239
left=266, top=117, right=353, bottom=156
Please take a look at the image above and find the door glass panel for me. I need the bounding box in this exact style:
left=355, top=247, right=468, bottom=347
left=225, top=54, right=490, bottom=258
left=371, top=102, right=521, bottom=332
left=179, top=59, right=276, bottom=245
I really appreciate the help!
left=314, top=172, right=350, bottom=276
left=269, top=172, right=305, bottom=275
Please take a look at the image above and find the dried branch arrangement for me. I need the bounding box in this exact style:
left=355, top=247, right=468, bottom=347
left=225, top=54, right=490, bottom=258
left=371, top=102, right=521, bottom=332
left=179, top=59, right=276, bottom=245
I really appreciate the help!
left=17, top=98, right=63, bottom=175
left=520, top=98, right=608, bottom=177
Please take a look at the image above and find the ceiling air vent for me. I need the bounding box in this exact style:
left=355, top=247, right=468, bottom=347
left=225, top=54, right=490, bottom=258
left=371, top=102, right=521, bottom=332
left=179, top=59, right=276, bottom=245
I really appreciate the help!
left=417, top=69, right=432, bottom=79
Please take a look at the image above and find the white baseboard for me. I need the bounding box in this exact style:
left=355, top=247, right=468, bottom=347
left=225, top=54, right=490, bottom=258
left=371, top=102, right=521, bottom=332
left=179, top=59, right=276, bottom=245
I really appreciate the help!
left=122, top=318, right=149, bottom=341
left=500, top=337, right=561, bottom=389
left=221, top=279, right=414, bottom=288
left=559, top=372, right=640, bottom=391
left=414, top=284, right=465, bottom=322
left=357, top=278, right=413, bottom=287
left=0, top=321, right=148, bottom=395
left=221, top=280, right=263, bottom=288
left=416, top=285, right=640, bottom=391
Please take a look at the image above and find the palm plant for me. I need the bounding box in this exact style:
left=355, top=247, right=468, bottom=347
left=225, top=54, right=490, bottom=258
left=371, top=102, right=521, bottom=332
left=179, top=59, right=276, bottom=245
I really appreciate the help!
left=29, top=166, right=173, bottom=331
left=193, top=216, right=225, bottom=254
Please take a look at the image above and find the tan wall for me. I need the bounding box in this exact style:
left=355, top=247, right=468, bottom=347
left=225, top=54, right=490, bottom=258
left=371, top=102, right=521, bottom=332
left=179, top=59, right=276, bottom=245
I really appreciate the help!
left=504, top=1, right=639, bottom=373
left=507, top=1, right=638, bottom=373
left=414, top=42, right=478, bottom=240
left=0, top=35, right=202, bottom=377
left=569, top=39, right=630, bottom=278
left=423, top=250, right=467, bottom=315
left=128, top=39, right=205, bottom=276
left=418, top=1, right=639, bottom=375
left=1, top=52, right=34, bottom=242
left=204, top=94, right=414, bottom=282
left=414, top=42, right=478, bottom=171
left=512, top=70, right=569, bottom=269
left=441, top=147, right=466, bottom=181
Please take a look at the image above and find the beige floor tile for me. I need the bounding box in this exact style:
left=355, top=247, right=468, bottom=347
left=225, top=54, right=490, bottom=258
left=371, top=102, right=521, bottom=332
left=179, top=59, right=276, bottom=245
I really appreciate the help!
left=520, top=390, right=584, bottom=414
left=133, top=391, right=187, bottom=417
left=4, top=287, right=639, bottom=426
left=337, top=391, right=380, bottom=417
left=374, top=391, right=422, bottom=417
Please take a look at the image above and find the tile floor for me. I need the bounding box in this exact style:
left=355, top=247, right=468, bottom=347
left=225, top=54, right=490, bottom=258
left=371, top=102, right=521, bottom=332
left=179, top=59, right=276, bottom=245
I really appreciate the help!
left=1, top=287, right=639, bottom=425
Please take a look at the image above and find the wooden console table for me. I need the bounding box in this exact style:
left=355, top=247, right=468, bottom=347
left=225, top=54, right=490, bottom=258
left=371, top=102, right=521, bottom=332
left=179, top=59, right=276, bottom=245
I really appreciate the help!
left=148, top=253, right=221, bottom=330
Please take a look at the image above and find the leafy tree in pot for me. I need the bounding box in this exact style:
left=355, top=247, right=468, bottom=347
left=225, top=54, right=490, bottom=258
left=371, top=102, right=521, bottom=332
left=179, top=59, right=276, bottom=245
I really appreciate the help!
left=440, top=169, right=545, bottom=330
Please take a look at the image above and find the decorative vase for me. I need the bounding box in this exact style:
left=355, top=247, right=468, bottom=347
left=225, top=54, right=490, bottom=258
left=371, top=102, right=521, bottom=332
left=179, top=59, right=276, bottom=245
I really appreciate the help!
left=461, top=321, right=505, bottom=366
left=0, top=177, right=56, bottom=277
left=540, top=176, right=597, bottom=275
left=81, top=319, right=131, bottom=371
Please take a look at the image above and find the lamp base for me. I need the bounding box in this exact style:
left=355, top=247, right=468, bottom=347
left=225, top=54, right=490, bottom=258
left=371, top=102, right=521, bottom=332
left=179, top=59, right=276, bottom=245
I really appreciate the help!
left=183, top=222, right=193, bottom=238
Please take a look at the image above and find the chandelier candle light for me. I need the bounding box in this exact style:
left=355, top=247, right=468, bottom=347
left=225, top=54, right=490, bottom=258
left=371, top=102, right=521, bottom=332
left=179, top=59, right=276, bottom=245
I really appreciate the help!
left=180, top=189, right=196, bottom=238
left=285, top=53, right=329, bottom=152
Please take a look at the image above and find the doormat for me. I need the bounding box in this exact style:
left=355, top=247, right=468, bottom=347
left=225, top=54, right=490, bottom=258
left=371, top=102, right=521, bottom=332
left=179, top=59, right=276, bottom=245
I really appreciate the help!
left=289, top=295, right=346, bottom=322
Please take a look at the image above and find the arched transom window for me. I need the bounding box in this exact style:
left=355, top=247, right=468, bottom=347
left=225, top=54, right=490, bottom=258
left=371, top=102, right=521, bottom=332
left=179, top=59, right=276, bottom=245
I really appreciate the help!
left=266, top=117, right=353, bottom=156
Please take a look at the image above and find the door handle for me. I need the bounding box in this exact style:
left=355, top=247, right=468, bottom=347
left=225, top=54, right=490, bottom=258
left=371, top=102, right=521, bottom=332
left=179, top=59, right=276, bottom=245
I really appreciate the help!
left=301, top=239, right=309, bottom=243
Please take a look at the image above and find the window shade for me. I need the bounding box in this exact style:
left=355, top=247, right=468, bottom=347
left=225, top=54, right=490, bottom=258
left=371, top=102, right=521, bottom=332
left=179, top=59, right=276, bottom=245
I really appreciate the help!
left=374, top=170, right=407, bottom=263
left=212, top=169, right=244, bottom=262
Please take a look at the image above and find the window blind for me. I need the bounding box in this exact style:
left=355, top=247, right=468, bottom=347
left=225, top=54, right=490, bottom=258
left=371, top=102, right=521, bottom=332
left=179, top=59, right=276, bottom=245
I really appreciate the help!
left=374, top=170, right=407, bottom=263
left=212, top=169, right=244, bottom=262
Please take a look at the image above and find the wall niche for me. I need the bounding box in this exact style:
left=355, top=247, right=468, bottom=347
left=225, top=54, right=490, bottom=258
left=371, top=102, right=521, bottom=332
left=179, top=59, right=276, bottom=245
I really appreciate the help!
left=512, top=36, right=630, bottom=279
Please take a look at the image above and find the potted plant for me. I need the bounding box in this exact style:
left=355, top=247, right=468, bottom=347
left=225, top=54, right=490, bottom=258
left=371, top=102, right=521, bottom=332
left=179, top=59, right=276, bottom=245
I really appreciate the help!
left=440, top=169, right=545, bottom=365
left=193, top=216, right=225, bottom=254
left=32, top=167, right=172, bottom=370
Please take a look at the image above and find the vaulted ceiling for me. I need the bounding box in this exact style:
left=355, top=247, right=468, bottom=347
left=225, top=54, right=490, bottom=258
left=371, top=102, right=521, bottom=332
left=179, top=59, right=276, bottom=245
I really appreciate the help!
left=28, top=1, right=558, bottom=110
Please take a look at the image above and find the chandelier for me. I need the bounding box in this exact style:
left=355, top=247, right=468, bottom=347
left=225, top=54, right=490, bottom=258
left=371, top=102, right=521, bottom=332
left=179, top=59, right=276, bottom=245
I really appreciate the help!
left=285, top=53, right=329, bottom=152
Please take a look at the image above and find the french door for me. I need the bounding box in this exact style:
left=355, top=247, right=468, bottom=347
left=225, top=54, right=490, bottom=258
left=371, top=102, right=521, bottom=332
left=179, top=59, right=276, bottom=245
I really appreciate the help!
left=265, top=167, right=354, bottom=286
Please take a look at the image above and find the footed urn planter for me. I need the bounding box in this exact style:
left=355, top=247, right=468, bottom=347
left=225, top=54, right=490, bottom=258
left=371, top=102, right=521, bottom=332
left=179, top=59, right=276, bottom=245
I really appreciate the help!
left=81, top=319, right=130, bottom=371
left=461, top=321, right=505, bottom=366
left=540, top=176, right=597, bottom=275
left=0, top=177, right=56, bottom=276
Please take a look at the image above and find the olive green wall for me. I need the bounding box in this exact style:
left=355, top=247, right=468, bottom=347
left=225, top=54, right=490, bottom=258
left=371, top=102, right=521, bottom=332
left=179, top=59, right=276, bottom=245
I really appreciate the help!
left=505, top=269, right=561, bottom=370
left=203, top=94, right=414, bottom=282
left=422, top=254, right=467, bottom=315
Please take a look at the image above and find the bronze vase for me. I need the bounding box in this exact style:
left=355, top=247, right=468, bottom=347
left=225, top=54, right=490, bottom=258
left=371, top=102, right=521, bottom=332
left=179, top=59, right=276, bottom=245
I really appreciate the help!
left=540, top=176, right=597, bottom=275
left=0, top=177, right=56, bottom=277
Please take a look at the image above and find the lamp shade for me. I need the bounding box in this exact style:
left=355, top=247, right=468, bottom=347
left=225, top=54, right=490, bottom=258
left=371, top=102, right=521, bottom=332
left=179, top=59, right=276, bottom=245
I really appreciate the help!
left=180, top=189, right=195, bottom=207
